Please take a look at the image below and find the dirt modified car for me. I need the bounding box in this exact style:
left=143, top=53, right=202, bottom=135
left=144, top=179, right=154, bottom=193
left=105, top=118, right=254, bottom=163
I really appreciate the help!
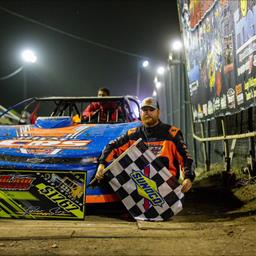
left=0, top=96, right=141, bottom=218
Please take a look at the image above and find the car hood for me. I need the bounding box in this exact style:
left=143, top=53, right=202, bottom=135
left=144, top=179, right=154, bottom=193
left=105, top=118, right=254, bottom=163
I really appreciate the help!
left=0, top=121, right=141, bottom=160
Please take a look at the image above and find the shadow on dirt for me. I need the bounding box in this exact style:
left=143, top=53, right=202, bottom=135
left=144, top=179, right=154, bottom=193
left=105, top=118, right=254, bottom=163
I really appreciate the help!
left=86, top=202, right=136, bottom=222
left=179, top=186, right=247, bottom=222
left=85, top=185, right=253, bottom=222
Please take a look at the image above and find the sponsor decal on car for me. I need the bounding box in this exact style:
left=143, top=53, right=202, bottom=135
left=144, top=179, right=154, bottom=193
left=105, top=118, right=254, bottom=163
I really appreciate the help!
left=0, top=139, right=91, bottom=155
left=0, top=175, right=34, bottom=190
left=0, top=170, right=86, bottom=219
left=0, top=139, right=91, bottom=148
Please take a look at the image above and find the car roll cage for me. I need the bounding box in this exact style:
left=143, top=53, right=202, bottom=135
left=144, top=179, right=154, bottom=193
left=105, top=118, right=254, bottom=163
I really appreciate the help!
left=0, top=96, right=141, bottom=124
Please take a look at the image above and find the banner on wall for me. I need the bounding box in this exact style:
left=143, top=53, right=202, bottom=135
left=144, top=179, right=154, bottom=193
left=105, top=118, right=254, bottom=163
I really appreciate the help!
left=178, top=0, right=256, bottom=122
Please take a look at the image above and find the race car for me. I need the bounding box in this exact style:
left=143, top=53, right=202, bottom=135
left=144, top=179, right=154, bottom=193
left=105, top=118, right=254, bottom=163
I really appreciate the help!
left=0, top=96, right=141, bottom=205
left=0, top=104, right=20, bottom=125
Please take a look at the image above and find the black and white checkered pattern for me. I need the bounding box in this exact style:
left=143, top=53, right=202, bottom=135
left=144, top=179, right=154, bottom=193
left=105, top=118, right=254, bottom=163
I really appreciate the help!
left=105, top=138, right=184, bottom=221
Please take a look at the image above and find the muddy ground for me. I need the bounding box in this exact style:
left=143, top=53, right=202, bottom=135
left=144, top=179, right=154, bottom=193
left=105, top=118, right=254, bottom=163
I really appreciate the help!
left=0, top=170, right=256, bottom=256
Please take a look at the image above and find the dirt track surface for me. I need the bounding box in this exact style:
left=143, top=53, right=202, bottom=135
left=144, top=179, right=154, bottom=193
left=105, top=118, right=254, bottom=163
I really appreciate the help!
left=0, top=187, right=256, bottom=256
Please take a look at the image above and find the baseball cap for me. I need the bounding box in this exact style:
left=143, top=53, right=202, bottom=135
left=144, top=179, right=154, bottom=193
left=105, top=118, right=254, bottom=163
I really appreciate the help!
left=140, top=97, right=159, bottom=110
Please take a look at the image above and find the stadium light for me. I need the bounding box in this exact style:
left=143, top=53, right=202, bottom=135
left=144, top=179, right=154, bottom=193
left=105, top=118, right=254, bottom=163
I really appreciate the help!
left=172, top=40, right=183, bottom=51
left=156, top=66, right=165, bottom=75
left=136, top=60, right=150, bottom=98
left=21, top=49, right=37, bottom=99
left=142, top=60, right=149, bottom=68
left=21, top=49, right=37, bottom=63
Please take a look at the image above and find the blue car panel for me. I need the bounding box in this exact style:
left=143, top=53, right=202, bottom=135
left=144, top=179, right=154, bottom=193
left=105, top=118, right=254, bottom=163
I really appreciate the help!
left=0, top=96, right=141, bottom=203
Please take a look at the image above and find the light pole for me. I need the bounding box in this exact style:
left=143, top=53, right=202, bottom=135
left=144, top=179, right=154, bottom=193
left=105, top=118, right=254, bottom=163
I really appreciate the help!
left=153, top=65, right=167, bottom=121
left=167, top=40, right=184, bottom=127
left=21, top=49, right=37, bottom=99
left=153, top=66, right=165, bottom=93
left=136, top=60, right=149, bottom=98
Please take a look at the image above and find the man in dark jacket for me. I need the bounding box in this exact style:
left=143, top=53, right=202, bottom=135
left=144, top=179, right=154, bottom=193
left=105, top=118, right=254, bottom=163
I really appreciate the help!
left=95, top=97, right=195, bottom=193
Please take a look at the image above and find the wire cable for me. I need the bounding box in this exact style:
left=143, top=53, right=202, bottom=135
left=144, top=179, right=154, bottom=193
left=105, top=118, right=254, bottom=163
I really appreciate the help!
left=0, top=5, right=149, bottom=60
left=0, top=66, right=23, bottom=80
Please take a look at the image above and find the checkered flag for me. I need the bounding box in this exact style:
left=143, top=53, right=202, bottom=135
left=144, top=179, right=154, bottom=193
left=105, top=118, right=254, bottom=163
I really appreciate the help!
left=104, top=138, right=184, bottom=221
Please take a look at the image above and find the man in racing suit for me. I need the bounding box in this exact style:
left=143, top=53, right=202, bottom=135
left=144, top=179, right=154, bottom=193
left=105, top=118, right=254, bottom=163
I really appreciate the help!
left=82, top=87, right=120, bottom=122
left=96, top=97, right=195, bottom=193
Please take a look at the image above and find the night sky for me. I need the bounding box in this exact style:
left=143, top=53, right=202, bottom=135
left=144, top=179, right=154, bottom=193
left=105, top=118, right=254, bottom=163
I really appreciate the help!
left=0, top=1, right=180, bottom=107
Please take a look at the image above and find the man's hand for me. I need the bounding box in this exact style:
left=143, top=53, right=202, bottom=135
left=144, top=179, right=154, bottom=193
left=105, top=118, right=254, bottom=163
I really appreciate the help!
left=181, top=178, right=192, bottom=193
left=95, top=164, right=106, bottom=181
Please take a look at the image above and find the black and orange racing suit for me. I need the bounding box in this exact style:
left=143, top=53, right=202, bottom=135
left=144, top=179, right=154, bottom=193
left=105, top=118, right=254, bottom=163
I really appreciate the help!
left=98, top=121, right=195, bottom=181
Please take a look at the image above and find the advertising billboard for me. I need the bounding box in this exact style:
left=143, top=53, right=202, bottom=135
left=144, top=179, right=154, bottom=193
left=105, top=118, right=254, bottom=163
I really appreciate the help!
left=178, top=0, right=256, bottom=122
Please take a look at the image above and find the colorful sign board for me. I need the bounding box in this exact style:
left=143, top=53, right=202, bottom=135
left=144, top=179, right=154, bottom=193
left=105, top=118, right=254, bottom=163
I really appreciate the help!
left=178, top=0, right=256, bottom=122
left=0, top=169, right=86, bottom=219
